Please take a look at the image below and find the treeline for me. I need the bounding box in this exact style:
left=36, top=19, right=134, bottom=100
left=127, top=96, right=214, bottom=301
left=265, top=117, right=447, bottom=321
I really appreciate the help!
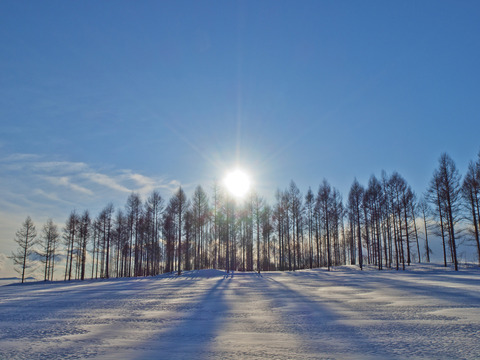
left=10, top=152, right=480, bottom=282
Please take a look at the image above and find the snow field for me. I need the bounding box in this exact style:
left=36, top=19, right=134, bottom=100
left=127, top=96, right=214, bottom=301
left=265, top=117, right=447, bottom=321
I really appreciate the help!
left=0, top=264, right=479, bottom=359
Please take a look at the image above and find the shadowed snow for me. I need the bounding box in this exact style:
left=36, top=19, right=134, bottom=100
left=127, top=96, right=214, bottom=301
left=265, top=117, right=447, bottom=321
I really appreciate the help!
left=0, top=264, right=479, bottom=359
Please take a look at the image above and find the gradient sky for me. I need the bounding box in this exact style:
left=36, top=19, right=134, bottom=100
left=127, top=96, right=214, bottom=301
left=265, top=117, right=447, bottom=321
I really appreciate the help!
left=1, top=1, right=479, bottom=272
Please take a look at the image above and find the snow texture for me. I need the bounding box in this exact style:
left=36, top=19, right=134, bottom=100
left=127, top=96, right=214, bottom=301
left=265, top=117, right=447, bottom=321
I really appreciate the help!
left=0, top=264, right=479, bottom=359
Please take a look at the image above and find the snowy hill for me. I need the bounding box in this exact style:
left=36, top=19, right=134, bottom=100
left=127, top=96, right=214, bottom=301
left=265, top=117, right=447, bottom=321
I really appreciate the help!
left=0, top=264, right=479, bottom=359
left=0, top=276, right=36, bottom=286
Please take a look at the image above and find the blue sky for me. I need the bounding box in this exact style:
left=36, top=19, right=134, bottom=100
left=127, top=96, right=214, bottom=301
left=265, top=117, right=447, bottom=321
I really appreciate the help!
left=1, top=1, right=479, bottom=267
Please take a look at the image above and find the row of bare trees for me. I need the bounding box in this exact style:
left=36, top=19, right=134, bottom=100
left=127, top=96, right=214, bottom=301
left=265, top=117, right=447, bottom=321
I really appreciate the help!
left=10, top=152, right=480, bottom=282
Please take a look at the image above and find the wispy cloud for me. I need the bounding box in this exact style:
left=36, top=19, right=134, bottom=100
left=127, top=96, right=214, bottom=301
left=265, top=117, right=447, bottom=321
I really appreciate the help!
left=0, top=152, right=180, bottom=206
left=32, top=161, right=89, bottom=174
left=83, top=172, right=131, bottom=193
left=0, top=152, right=181, bottom=256
left=42, top=176, right=94, bottom=196
left=119, top=170, right=181, bottom=196
left=33, top=189, right=65, bottom=203
left=0, top=153, right=42, bottom=162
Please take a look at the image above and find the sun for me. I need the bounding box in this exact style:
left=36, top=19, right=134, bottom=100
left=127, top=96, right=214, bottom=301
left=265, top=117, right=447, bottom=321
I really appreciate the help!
left=224, top=169, right=251, bottom=198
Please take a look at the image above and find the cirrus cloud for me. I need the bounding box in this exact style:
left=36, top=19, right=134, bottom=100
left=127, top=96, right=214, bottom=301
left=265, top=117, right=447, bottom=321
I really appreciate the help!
left=0, top=153, right=182, bottom=256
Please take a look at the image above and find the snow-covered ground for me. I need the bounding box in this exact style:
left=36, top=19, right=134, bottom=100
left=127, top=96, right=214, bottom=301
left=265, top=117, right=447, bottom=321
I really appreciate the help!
left=0, top=264, right=479, bottom=360
left=0, top=277, right=36, bottom=287
left=0, top=278, right=19, bottom=287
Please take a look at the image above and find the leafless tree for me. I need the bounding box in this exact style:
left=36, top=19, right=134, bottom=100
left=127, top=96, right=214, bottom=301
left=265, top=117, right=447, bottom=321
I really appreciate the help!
left=172, top=186, right=188, bottom=275
left=305, top=187, right=315, bottom=268
left=39, top=219, right=59, bottom=281
left=429, top=153, right=461, bottom=270
left=462, top=158, right=480, bottom=266
left=418, top=197, right=432, bottom=263
left=64, top=211, right=80, bottom=281
left=10, top=216, right=38, bottom=283
left=348, top=179, right=364, bottom=270
left=79, top=211, right=91, bottom=280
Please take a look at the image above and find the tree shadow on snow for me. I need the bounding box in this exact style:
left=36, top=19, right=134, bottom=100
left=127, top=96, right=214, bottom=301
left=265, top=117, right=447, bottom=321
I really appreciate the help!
left=128, top=276, right=231, bottom=360
left=261, top=275, right=400, bottom=359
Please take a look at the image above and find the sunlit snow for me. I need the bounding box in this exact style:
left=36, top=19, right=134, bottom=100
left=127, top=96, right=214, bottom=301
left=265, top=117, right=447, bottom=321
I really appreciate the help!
left=0, top=264, right=479, bottom=359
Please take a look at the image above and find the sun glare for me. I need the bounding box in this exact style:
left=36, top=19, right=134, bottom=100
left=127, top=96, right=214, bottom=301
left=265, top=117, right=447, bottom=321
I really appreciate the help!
left=224, top=169, right=251, bottom=198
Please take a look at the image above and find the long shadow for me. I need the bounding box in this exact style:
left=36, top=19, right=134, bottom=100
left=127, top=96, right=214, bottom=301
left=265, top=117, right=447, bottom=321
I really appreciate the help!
left=261, top=274, right=401, bottom=359
left=291, top=267, right=480, bottom=310
left=0, top=276, right=180, bottom=322
left=329, top=266, right=480, bottom=306
left=285, top=268, right=390, bottom=295
left=126, top=276, right=230, bottom=360
left=372, top=275, right=480, bottom=306
left=417, top=271, right=480, bottom=286
left=288, top=267, right=480, bottom=300
left=0, top=276, right=221, bottom=359
left=222, top=270, right=263, bottom=277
